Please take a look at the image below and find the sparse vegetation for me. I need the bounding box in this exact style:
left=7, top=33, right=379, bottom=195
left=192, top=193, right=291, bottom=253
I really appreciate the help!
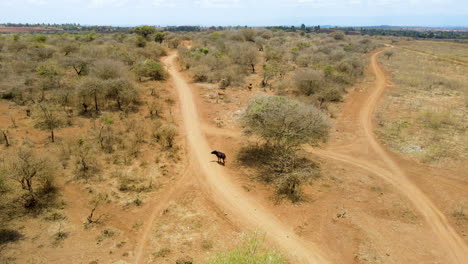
left=240, top=95, right=328, bottom=201
left=209, top=232, right=285, bottom=264
left=0, top=30, right=179, bottom=262
left=178, top=28, right=380, bottom=105
left=376, top=41, right=467, bottom=165
left=1, top=24, right=465, bottom=264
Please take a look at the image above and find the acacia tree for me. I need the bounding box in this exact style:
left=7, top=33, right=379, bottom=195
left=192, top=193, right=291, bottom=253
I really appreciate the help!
left=105, top=78, right=138, bottom=111
left=294, top=68, right=324, bottom=96
left=61, top=43, right=79, bottom=56
left=242, top=95, right=329, bottom=151
left=134, top=25, right=156, bottom=39
left=154, top=32, right=166, bottom=44
left=78, top=77, right=104, bottom=113
left=232, top=43, right=259, bottom=73
left=133, top=59, right=167, bottom=81
left=74, top=139, right=99, bottom=180
left=261, top=62, right=280, bottom=87
left=8, top=148, right=56, bottom=207
left=63, top=56, right=91, bottom=76
left=35, top=103, right=63, bottom=143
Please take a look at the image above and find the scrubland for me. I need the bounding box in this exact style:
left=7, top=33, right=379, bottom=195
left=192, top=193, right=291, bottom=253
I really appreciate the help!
left=0, top=31, right=187, bottom=263
left=1, top=28, right=466, bottom=264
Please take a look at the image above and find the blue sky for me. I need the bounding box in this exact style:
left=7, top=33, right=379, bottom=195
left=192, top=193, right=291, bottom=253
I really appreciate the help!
left=1, top=0, right=467, bottom=27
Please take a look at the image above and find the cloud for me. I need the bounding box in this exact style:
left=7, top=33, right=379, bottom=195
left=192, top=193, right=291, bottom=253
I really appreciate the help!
left=88, top=0, right=129, bottom=8
left=152, top=0, right=178, bottom=8
left=195, top=0, right=241, bottom=8
left=27, top=0, right=48, bottom=5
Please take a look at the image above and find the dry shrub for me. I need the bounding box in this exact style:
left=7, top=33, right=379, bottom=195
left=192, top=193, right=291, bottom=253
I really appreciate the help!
left=294, top=68, right=324, bottom=96
left=191, top=64, right=210, bottom=82
left=153, top=123, right=177, bottom=149
left=92, top=59, right=126, bottom=80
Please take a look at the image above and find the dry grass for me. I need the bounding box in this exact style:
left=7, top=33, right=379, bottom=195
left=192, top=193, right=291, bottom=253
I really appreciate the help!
left=376, top=41, right=467, bottom=166
left=400, top=40, right=468, bottom=63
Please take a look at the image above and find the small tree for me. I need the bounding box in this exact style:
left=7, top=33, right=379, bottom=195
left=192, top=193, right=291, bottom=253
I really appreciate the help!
left=86, top=193, right=108, bottom=225
left=2, top=130, right=10, bottom=147
left=134, top=25, right=156, bottom=39
left=61, top=43, right=79, bottom=56
left=294, top=68, right=324, bottom=96
left=134, top=59, right=167, bottom=81
left=331, top=31, right=345, bottom=40
left=91, top=59, right=126, bottom=80
left=241, top=28, right=256, bottom=42
left=154, top=124, right=177, bottom=149
left=63, top=56, right=91, bottom=76
left=242, top=95, right=329, bottom=151
left=261, top=62, right=279, bottom=87
left=232, top=43, right=259, bottom=73
left=154, top=32, right=166, bottom=44
left=105, top=78, right=138, bottom=111
left=78, top=77, right=105, bottom=112
left=35, top=103, right=63, bottom=143
left=74, top=138, right=99, bottom=180
left=8, top=148, right=56, bottom=207
left=135, top=36, right=147, bottom=48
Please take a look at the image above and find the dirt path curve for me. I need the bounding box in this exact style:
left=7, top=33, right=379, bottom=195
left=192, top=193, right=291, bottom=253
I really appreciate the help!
left=311, top=49, right=468, bottom=264
left=134, top=164, right=192, bottom=263
left=161, top=52, right=331, bottom=264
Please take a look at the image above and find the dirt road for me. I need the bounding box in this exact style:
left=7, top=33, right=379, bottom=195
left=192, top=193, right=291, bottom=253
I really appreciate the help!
left=311, top=49, right=468, bottom=264
left=160, top=53, right=331, bottom=263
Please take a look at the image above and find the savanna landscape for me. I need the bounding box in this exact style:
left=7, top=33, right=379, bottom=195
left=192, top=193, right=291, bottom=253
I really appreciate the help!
left=0, top=15, right=467, bottom=264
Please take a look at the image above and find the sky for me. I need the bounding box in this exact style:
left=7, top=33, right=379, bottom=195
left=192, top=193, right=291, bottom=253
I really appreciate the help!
left=0, top=0, right=467, bottom=27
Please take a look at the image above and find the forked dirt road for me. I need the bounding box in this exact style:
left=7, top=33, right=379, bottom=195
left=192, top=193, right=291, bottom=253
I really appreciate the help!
left=310, top=49, right=468, bottom=264
left=135, top=49, right=467, bottom=264
left=158, top=52, right=331, bottom=263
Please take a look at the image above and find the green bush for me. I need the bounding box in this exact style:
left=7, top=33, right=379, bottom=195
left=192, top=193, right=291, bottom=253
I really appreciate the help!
left=209, top=232, right=285, bottom=264
left=134, top=59, right=167, bottom=81
left=32, top=35, right=47, bottom=43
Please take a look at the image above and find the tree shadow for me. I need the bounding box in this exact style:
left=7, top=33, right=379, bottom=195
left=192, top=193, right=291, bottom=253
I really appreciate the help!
left=0, top=229, right=23, bottom=245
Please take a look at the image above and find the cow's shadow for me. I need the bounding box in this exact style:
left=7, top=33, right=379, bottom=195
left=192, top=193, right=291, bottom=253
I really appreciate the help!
left=210, top=160, right=225, bottom=166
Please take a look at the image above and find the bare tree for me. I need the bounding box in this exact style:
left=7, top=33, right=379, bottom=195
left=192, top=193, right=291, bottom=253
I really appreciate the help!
left=74, top=139, right=99, bottom=180
left=35, top=103, right=63, bottom=143
left=8, top=148, right=56, bottom=207
left=2, top=130, right=10, bottom=147
left=86, top=193, right=108, bottom=224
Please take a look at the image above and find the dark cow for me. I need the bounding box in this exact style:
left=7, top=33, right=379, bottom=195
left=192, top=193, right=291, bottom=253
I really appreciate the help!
left=211, top=150, right=226, bottom=165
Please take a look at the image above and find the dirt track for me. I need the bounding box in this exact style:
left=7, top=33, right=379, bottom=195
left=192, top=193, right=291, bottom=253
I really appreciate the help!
left=310, top=49, right=467, bottom=264
left=134, top=49, right=467, bottom=263
left=157, top=52, right=331, bottom=263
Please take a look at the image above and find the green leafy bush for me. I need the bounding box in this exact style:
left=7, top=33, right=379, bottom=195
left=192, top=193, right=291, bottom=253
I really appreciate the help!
left=209, top=232, right=286, bottom=264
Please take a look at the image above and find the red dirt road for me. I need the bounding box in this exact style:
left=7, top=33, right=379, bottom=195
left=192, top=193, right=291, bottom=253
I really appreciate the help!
left=157, top=52, right=331, bottom=263
left=310, top=49, right=468, bottom=264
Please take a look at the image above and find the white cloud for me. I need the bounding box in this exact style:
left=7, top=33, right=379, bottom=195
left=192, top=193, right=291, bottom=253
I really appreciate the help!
left=195, top=0, right=241, bottom=8
left=27, top=0, right=47, bottom=5
left=88, top=0, right=129, bottom=8
left=152, top=0, right=178, bottom=8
